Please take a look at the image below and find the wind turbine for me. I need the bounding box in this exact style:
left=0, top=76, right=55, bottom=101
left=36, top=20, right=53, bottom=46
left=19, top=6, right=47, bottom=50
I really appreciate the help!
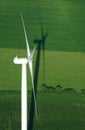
left=13, top=14, right=37, bottom=130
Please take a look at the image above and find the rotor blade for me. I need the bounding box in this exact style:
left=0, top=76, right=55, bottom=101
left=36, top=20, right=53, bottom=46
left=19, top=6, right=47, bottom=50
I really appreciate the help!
left=21, top=14, right=30, bottom=58
left=29, top=45, right=36, bottom=60
left=28, top=61, right=38, bottom=119
left=21, top=14, right=37, bottom=119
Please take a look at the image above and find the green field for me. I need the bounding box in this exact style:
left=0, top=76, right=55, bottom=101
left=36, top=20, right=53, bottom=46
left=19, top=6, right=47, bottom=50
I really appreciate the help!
left=0, top=0, right=85, bottom=91
left=0, top=0, right=85, bottom=129
left=0, top=91, right=85, bottom=130
left=0, top=48, right=85, bottom=91
left=0, top=0, right=85, bottom=51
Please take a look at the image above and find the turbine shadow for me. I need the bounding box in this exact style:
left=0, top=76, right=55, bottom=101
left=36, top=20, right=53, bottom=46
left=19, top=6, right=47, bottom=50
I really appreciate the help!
left=28, top=25, right=48, bottom=130
left=28, top=43, right=41, bottom=130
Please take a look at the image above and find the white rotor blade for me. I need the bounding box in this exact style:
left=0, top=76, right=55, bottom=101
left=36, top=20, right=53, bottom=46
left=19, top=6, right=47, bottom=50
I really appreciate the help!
left=21, top=14, right=37, bottom=119
left=28, top=61, right=38, bottom=119
left=21, top=14, right=30, bottom=58
left=29, top=45, right=36, bottom=60
left=28, top=46, right=37, bottom=119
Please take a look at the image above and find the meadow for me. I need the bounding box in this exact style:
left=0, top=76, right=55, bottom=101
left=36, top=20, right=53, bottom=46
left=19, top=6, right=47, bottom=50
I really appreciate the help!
left=0, top=0, right=85, bottom=90
left=0, top=48, right=85, bottom=91
left=0, top=0, right=85, bottom=129
left=0, top=91, right=85, bottom=130
left=0, top=0, right=85, bottom=51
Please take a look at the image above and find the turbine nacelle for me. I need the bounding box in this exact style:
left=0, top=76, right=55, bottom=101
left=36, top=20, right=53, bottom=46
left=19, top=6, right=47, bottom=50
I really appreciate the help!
left=13, top=56, right=28, bottom=64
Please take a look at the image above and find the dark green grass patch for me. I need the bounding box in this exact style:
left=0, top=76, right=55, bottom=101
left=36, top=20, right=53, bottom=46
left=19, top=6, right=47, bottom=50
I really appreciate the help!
left=0, top=91, right=85, bottom=130
left=0, top=0, right=85, bottom=51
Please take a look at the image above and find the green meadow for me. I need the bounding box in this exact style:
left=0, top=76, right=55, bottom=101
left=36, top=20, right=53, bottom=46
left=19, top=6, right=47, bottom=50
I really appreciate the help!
left=0, top=0, right=85, bottom=51
left=0, top=0, right=85, bottom=129
left=0, top=0, right=85, bottom=90
left=0, top=48, right=85, bottom=91
left=0, top=91, right=85, bottom=130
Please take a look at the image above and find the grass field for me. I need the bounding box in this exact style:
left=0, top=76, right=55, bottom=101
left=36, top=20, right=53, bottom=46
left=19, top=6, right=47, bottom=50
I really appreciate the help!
left=0, top=0, right=85, bottom=90
left=0, top=48, right=85, bottom=91
left=0, top=0, right=85, bottom=129
left=0, top=91, right=85, bottom=130
left=0, top=0, right=85, bottom=51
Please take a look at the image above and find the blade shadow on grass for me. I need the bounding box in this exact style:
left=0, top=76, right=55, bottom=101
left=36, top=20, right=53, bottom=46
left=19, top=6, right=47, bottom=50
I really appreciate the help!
left=28, top=43, right=41, bottom=130
left=28, top=24, right=48, bottom=130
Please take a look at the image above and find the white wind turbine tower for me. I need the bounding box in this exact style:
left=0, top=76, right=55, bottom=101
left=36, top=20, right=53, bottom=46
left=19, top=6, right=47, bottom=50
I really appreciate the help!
left=13, top=14, right=37, bottom=130
left=14, top=56, right=28, bottom=130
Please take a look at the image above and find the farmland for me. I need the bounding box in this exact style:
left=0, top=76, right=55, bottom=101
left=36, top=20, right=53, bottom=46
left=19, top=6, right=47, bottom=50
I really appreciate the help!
left=0, top=48, right=85, bottom=91
left=0, top=0, right=85, bottom=90
left=0, top=0, right=85, bottom=51
left=0, top=91, right=85, bottom=130
left=0, top=0, right=85, bottom=129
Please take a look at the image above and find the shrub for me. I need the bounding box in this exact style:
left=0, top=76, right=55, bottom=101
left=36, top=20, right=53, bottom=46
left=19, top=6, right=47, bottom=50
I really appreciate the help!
left=56, top=85, right=62, bottom=88
left=63, top=88, right=76, bottom=93
left=56, top=85, right=62, bottom=92
left=81, top=89, right=85, bottom=94
left=42, top=84, right=56, bottom=92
